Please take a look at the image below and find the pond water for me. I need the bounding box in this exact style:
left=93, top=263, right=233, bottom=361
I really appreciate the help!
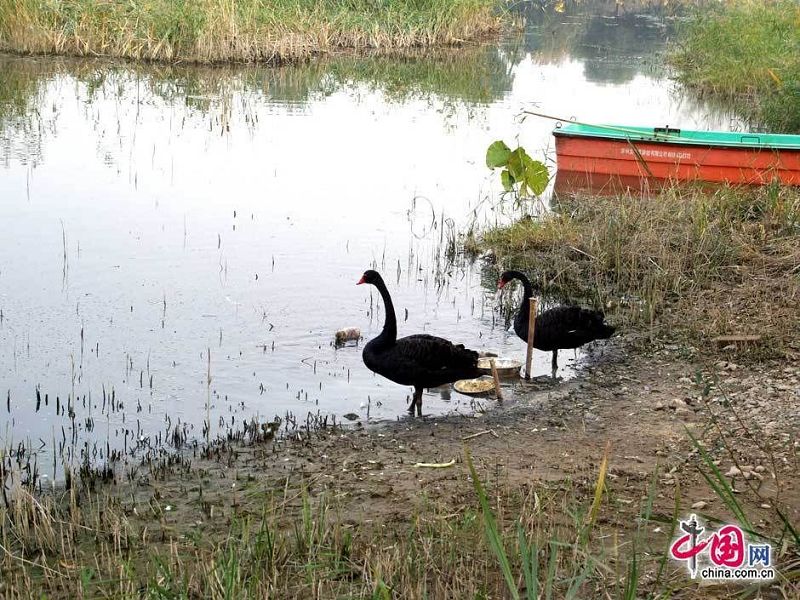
left=0, top=2, right=734, bottom=480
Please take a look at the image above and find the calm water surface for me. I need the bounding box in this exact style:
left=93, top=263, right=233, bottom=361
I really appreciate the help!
left=0, top=3, right=735, bottom=479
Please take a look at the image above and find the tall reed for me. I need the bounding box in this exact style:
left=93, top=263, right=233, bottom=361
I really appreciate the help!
left=0, top=0, right=505, bottom=64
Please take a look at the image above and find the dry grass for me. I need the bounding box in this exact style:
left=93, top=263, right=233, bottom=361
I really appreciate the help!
left=480, top=184, right=800, bottom=355
left=0, top=446, right=668, bottom=598
left=0, top=0, right=506, bottom=64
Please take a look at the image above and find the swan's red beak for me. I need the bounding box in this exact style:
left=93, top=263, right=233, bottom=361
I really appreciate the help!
left=497, top=278, right=507, bottom=289
left=356, top=275, right=366, bottom=285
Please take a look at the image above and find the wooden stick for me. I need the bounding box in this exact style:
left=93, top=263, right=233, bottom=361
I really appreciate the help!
left=525, top=299, right=538, bottom=379
left=413, top=459, right=456, bottom=469
left=490, top=359, right=503, bottom=401
left=462, top=429, right=498, bottom=441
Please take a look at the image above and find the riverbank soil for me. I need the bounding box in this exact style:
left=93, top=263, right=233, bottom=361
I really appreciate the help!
left=6, top=334, right=793, bottom=598
left=178, top=336, right=800, bottom=598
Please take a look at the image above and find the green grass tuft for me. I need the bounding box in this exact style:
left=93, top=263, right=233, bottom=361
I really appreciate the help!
left=670, top=0, right=800, bottom=133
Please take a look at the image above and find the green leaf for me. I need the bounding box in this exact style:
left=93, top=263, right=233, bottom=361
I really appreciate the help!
left=465, top=447, right=520, bottom=600
left=507, top=147, right=549, bottom=197
left=524, top=159, right=550, bottom=196
left=506, top=147, right=529, bottom=181
left=518, top=522, right=538, bottom=600
left=500, top=169, right=514, bottom=191
left=685, top=427, right=754, bottom=534
left=486, top=140, right=512, bottom=168
left=544, top=541, right=558, bottom=600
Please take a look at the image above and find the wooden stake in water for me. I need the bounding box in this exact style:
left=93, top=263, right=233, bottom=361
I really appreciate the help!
left=490, top=359, right=503, bottom=401
left=524, top=299, right=538, bottom=380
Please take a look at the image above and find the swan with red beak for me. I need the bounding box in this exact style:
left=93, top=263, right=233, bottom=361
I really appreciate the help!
left=357, top=270, right=479, bottom=416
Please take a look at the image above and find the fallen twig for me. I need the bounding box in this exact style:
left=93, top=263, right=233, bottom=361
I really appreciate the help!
left=413, top=459, right=456, bottom=469
left=461, top=430, right=498, bottom=441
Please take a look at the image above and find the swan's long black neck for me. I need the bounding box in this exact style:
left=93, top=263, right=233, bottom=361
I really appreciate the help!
left=372, top=275, right=397, bottom=346
left=506, top=271, right=534, bottom=332
left=506, top=270, right=534, bottom=303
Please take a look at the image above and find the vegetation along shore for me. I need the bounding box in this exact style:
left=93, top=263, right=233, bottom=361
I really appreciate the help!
left=477, top=185, right=800, bottom=358
left=670, top=0, right=800, bottom=133
left=0, top=0, right=506, bottom=64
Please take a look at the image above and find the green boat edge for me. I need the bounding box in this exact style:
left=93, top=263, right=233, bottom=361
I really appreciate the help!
left=553, top=122, right=800, bottom=150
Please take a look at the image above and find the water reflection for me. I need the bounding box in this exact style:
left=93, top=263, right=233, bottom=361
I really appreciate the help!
left=519, top=0, right=680, bottom=84
left=0, top=44, right=515, bottom=162
left=0, top=1, right=735, bottom=483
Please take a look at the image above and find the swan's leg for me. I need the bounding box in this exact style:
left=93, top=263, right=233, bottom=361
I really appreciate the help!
left=551, top=350, right=558, bottom=379
left=409, top=387, right=422, bottom=416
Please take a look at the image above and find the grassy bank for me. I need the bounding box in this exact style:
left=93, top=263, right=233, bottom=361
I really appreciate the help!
left=0, top=0, right=505, bottom=64
left=670, top=0, right=800, bottom=132
left=480, top=185, right=800, bottom=355
left=0, top=459, right=614, bottom=598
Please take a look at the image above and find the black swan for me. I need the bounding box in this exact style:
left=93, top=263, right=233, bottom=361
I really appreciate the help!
left=358, top=269, right=480, bottom=416
left=498, top=270, right=615, bottom=376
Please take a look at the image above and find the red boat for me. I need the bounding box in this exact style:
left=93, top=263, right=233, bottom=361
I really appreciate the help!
left=553, top=123, right=800, bottom=187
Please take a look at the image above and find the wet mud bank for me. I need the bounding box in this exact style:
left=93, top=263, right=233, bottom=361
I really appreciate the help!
left=4, top=334, right=795, bottom=597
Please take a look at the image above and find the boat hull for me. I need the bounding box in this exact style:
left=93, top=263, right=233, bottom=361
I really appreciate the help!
left=554, top=133, right=800, bottom=186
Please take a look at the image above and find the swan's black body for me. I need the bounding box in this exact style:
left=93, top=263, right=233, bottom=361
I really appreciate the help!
left=358, top=270, right=479, bottom=415
left=499, top=270, right=615, bottom=375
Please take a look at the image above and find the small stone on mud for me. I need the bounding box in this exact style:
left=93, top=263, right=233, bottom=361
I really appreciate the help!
left=343, top=413, right=359, bottom=421
left=725, top=466, right=742, bottom=477
left=691, top=501, right=708, bottom=509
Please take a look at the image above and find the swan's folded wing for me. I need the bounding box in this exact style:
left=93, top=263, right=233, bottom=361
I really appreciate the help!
left=395, top=334, right=478, bottom=370
left=535, top=306, right=614, bottom=348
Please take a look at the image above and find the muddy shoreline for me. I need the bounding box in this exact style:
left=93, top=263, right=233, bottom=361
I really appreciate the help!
left=2, top=332, right=798, bottom=597
left=109, top=335, right=799, bottom=597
